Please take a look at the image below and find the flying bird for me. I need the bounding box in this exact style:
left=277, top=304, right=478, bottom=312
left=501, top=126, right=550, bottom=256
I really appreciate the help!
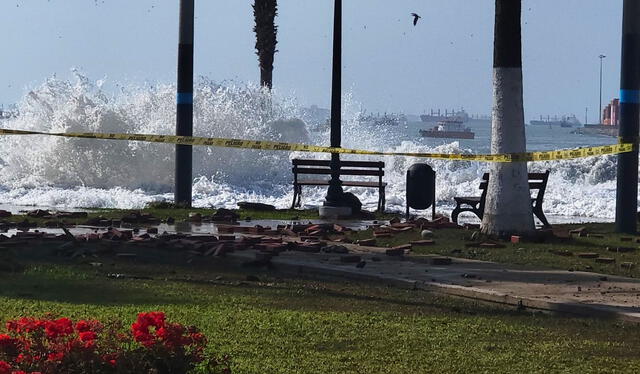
left=411, top=13, right=421, bottom=26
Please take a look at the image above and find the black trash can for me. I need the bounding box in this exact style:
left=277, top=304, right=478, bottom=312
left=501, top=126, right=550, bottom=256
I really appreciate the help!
left=406, top=164, right=436, bottom=219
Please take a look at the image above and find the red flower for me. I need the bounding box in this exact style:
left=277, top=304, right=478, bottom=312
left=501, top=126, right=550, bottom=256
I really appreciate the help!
left=136, top=312, right=165, bottom=329
left=75, top=320, right=101, bottom=333
left=132, top=312, right=167, bottom=347
left=75, top=320, right=90, bottom=332
left=44, top=318, right=73, bottom=339
left=190, top=332, right=206, bottom=344
left=102, top=353, right=118, bottom=368
left=78, top=331, right=97, bottom=342
left=6, top=318, right=45, bottom=334
left=131, top=323, right=155, bottom=347
left=47, top=352, right=64, bottom=362
left=1, top=312, right=222, bottom=373
left=0, top=334, right=17, bottom=352
left=0, top=361, right=11, bottom=374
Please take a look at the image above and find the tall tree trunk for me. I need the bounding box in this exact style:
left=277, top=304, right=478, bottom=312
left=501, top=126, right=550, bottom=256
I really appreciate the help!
left=253, top=0, right=278, bottom=90
left=481, top=0, right=535, bottom=237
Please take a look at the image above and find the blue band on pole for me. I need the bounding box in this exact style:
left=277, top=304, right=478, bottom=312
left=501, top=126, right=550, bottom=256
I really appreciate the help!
left=620, top=89, right=640, bottom=104
left=177, top=93, right=193, bottom=105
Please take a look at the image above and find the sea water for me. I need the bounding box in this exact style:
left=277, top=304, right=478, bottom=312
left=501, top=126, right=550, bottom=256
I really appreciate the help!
left=0, top=73, right=625, bottom=221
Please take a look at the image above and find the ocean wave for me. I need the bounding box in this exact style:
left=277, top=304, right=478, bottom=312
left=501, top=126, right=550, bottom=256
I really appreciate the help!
left=0, top=72, right=630, bottom=219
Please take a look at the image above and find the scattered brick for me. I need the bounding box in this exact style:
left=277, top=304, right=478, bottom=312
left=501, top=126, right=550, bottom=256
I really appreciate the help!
left=569, top=227, right=586, bottom=235
left=607, top=246, right=636, bottom=253
left=299, top=236, right=322, bottom=242
left=356, top=239, right=377, bottom=246
left=587, top=234, right=605, bottom=239
left=391, top=226, right=414, bottom=233
left=392, top=244, right=412, bottom=251
left=479, top=242, right=505, bottom=248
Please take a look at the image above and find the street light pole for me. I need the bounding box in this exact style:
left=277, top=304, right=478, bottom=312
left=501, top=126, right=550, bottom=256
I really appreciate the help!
left=615, top=0, right=640, bottom=234
left=599, top=54, right=606, bottom=124
left=175, top=0, right=195, bottom=207
left=323, top=0, right=347, bottom=210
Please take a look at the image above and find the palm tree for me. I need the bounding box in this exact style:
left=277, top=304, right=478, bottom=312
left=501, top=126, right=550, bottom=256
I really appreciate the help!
left=252, top=0, right=278, bottom=89
left=481, top=0, right=535, bottom=237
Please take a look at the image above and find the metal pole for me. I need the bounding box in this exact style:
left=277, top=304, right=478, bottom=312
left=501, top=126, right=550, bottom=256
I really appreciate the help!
left=599, top=54, right=606, bottom=124
left=175, top=0, right=194, bottom=206
left=325, top=0, right=344, bottom=207
left=585, top=107, right=588, bottom=125
left=615, top=0, right=640, bottom=234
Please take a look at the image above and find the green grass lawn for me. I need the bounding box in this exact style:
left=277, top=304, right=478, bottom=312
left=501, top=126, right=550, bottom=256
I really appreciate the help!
left=350, top=223, right=640, bottom=278
left=1, top=257, right=640, bottom=373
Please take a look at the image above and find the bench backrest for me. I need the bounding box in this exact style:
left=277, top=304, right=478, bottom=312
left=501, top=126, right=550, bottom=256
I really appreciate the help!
left=479, top=170, right=550, bottom=206
left=292, top=158, right=385, bottom=180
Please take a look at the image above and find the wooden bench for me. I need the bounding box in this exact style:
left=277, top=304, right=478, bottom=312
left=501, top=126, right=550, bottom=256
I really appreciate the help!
left=451, top=170, right=551, bottom=227
left=292, top=159, right=386, bottom=211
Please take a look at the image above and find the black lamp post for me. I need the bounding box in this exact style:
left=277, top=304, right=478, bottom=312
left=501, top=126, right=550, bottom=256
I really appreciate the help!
left=615, top=0, right=640, bottom=234
left=324, top=0, right=346, bottom=208
left=175, top=0, right=194, bottom=206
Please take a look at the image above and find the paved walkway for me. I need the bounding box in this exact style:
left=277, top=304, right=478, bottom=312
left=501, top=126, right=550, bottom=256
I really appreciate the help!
left=228, top=242, right=640, bottom=322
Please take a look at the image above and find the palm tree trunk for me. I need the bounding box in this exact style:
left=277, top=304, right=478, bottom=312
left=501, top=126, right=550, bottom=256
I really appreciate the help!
left=481, top=0, right=535, bottom=237
left=253, top=0, right=278, bottom=89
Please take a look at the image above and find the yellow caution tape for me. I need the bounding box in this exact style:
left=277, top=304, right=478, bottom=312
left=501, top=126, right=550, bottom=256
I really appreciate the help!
left=0, top=128, right=634, bottom=163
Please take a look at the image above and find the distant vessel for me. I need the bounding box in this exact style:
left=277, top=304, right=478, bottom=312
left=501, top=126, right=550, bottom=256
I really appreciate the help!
left=358, top=112, right=407, bottom=127
left=421, top=109, right=469, bottom=123
left=420, top=120, right=475, bottom=139
left=529, top=115, right=581, bottom=128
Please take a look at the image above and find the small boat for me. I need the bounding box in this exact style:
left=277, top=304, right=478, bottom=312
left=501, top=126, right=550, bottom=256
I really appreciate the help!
left=420, top=120, right=475, bottom=139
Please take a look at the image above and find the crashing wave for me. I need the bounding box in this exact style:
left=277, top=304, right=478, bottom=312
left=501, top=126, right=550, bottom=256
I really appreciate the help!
left=0, top=72, right=631, bottom=218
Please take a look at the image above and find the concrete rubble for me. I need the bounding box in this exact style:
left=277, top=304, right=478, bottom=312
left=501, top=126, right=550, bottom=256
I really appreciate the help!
left=1, top=211, right=639, bottom=322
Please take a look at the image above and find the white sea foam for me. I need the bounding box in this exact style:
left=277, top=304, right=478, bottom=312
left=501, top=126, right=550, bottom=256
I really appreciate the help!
left=0, top=73, right=628, bottom=219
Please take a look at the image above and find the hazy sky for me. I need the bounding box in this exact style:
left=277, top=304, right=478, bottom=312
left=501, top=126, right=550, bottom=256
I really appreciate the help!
left=0, top=0, right=623, bottom=121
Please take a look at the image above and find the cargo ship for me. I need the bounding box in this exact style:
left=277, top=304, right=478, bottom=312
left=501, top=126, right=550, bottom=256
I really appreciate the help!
left=420, top=109, right=469, bottom=123
left=420, top=120, right=475, bottom=139
left=529, top=115, right=581, bottom=128
left=358, top=112, right=407, bottom=127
